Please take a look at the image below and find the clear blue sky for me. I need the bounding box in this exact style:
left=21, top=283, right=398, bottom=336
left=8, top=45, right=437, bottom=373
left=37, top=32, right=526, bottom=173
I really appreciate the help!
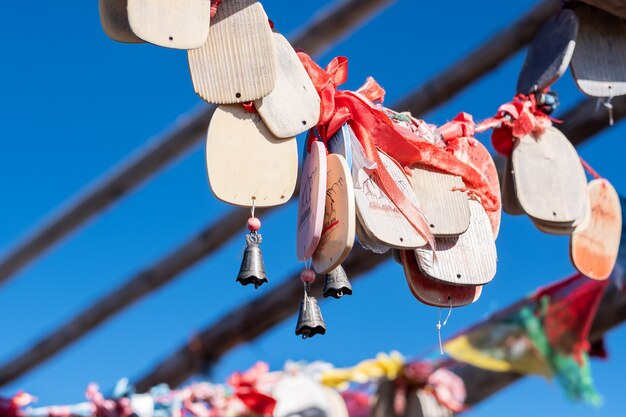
left=0, top=1, right=625, bottom=416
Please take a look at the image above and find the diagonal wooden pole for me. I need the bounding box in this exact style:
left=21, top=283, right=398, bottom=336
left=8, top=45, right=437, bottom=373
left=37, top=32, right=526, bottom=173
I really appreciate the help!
left=0, top=0, right=395, bottom=286
left=0, top=0, right=567, bottom=387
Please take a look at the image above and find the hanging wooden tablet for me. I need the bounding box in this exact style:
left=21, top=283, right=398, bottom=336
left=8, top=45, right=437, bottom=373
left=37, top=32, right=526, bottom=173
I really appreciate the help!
left=127, top=0, right=210, bottom=49
left=407, top=165, right=471, bottom=236
left=206, top=105, right=297, bottom=207
left=580, top=0, right=626, bottom=20
left=312, top=154, right=356, bottom=274
left=188, top=0, right=276, bottom=104
left=571, top=179, right=622, bottom=280
left=416, top=200, right=497, bottom=286
left=512, top=127, right=586, bottom=224
left=502, top=157, right=524, bottom=215
left=465, top=140, right=502, bottom=238
left=354, top=152, right=427, bottom=249
left=255, top=33, right=320, bottom=138
left=517, top=10, right=578, bottom=94
left=328, top=124, right=354, bottom=169
left=570, top=4, right=626, bottom=97
left=532, top=219, right=576, bottom=236
left=99, top=0, right=144, bottom=43
left=355, top=218, right=390, bottom=254
left=400, top=250, right=481, bottom=307
left=297, top=141, right=327, bottom=260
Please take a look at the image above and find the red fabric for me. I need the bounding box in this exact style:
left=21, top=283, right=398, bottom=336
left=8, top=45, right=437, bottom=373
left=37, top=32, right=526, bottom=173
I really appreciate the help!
left=341, top=391, right=370, bottom=417
left=297, top=53, right=435, bottom=248
left=0, top=393, right=35, bottom=417
left=490, top=94, right=553, bottom=157
left=534, top=274, right=610, bottom=363
left=210, top=0, right=222, bottom=17
left=579, top=157, right=602, bottom=180
left=227, top=363, right=276, bottom=416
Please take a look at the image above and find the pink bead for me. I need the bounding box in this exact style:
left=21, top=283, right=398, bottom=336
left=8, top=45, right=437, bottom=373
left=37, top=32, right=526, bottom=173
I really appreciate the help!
left=247, top=217, right=261, bottom=232
left=301, top=269, right=316, bottom=284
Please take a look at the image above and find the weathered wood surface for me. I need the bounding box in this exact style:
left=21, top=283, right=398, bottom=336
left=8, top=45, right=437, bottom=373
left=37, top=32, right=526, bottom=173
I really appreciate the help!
left=580, top=0, right=626, bottom=19
left=571, top=4, right=626, bottom=97
left=512, top=127, right=587, bottom=224
left=255, top=33, right=320, bottom=138
left=312, top=154, right=355, bottom=274
left=127, top=0, right=210, bottom=49
left=571, top=179, right=622, bottom=280
left=416, top=200, right=497, bottom=286
left=188, top=0, right=276, bottom=103
left=206, top=105, right=297, bottom=207
left=99, top=0, right=144, bottom=43
left=517, top=9, right=578, bottom=94
left=408, top=166, right=470, bottom=236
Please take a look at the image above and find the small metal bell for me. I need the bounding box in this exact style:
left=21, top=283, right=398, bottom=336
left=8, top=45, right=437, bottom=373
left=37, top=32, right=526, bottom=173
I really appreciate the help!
left=295, top=285, right=326, bottom=339
left=236, top=232, right=268, bottom=289
left=323, top=265, right=352, bottom=299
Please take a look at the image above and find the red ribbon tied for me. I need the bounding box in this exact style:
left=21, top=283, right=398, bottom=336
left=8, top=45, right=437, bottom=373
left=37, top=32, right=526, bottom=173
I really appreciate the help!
left=490, top=93, right=553, bottom=157
left=297, top=53, right=435, bottom=248
left=227, top=362, right=276, bottom=416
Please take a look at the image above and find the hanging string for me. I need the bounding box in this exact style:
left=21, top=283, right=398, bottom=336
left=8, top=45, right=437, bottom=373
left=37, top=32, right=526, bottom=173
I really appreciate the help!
left=443, top=297, right=453, bottom=326
left=250, top=199, right=256, bottom=218
left=595, top=87, right=614, bottom=126
left=437, top=309, right=444, bottom=355
left=579, top=157, right=602, bottom=180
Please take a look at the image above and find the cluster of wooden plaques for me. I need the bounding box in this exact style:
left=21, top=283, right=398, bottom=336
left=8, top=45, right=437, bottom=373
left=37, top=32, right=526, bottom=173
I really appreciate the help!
left=296, top=122, right=501, bottom=309
left=518, top=2, right=626, bottom=98
left=502, top=126, right=621, bottom=281
left=99, top=0, right=623, bottom=314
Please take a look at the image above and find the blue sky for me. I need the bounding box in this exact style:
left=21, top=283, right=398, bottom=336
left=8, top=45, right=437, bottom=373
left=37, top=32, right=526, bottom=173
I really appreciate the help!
left=0, top=1, right=625, bottom=416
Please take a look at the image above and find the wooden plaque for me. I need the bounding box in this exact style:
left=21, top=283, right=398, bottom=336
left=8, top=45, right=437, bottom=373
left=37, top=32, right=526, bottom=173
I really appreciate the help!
left=581, top=0, right=626, bottom=20
left=517, top=10, right=578, bottom=94
left=571, top=4, right=626, bottom=97
left=127, top=0, right=210, bottom=49
left=355, top=218, right=390, bottom=254
left=328, top=124, right=354, bottom=169
left=354, top=152, right=427, bottom=249
left=206, top=105, right=297, bottom=207
left=416, top=200, right=497, bottom=286
left=297, top=142, right=327, bottom=260
left=571, top=179, right=622, bottom=280
left=99, top=0, right=144, bottom=43
left=465, top=140, right=502, bottom=238
left=188, top=0, right=276, bottom=103
left=407, top=165, right=471, bottom=236
left=502, top=157, right=524, bottom=215
left=255, top=33, right=320, bottom=138
left=400, top=250, right=481, bottom=308
left=312, top=154, right=356, bottom=274
left=512, top=127, right=587, bottom=224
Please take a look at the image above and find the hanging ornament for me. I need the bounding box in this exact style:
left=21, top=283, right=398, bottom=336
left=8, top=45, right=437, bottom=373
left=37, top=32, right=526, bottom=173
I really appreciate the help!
left=236, top=212, right=269, bottom=289
left=323, top=265, right=352, bottom=299
left=295, top=269, right=326, bottom=339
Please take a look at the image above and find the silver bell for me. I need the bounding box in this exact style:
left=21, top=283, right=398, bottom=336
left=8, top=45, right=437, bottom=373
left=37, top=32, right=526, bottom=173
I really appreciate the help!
left=323, top=265, right=352, bottom=299
left=295, top=287, right=326, bottom=339
left=236, top=233, right=268, bottom=289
